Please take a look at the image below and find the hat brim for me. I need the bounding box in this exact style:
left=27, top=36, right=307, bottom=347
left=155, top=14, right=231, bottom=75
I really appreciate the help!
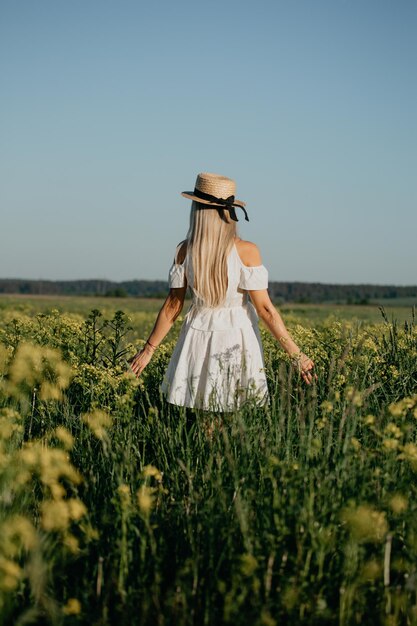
left=181, top=191, right=246, bottom=208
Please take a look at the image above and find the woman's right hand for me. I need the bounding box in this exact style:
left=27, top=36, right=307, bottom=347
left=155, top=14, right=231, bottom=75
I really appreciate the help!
left=128, top=345, right=154, bottom=378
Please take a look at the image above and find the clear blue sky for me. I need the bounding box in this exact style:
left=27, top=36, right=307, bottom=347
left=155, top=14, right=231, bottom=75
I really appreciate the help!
left=1, top=0, right=416, bottom=285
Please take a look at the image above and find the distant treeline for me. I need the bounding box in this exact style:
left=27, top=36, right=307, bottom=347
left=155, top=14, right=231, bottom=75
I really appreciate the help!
left=1, top=278, right=416, bottom=304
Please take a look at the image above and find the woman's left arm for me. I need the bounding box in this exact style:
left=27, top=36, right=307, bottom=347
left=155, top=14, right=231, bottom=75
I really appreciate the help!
left=129, top=286, right=187, bottom=377
left=249, top=288, right=317, bottom=385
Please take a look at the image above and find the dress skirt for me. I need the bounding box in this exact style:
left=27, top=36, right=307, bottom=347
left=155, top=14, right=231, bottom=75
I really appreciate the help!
left=160, top=300, right=269, bottom=412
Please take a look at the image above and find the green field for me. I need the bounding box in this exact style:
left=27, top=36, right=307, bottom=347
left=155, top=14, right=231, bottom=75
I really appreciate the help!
left=0, top=296, right=416, bottom=625
left=1, top=293, right=415, bottom=325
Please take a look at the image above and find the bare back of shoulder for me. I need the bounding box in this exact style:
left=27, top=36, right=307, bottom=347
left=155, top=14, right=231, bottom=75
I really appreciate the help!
left=234, top=238, right=262, bottom=267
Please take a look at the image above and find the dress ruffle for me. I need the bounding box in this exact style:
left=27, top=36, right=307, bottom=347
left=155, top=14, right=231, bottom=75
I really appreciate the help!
left=238, top=265, right=268, bottom=290
left=168, top=263, right=186, bottom=288
left=186, top=300, right=259, bottom=332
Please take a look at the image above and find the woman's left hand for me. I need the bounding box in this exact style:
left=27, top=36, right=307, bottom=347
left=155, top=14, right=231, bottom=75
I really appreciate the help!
left=291, top=351, right=317, bottom=385
left=128, top=345, right=154, bottom=378
left=300, top=353, right=317, bottom=385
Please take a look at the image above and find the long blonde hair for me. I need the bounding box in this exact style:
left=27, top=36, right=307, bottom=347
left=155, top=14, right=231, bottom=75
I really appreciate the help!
left=184, top=201, right=237, bottom=307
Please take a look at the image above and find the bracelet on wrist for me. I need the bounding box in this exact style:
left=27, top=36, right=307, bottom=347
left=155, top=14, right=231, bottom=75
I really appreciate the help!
left=290, top=351, right=302, bottom=363
left=145, top=339, right=158, bottom=351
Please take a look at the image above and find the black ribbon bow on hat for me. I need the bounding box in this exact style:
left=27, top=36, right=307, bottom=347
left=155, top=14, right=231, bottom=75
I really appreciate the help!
left=193, top=188, right=249, bottom=222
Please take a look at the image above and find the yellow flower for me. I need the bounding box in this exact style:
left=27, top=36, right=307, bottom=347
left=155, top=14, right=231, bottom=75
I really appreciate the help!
left=82, top=410, right=112, bottom=440
left=67, top=498, right=87, bottom=521
left=39, top=382, right=63, bottom=401
left=383, top=439, right=399, bottom=451
left=19, top=445, right=38, bottom=466
left=40, top=497, right=86, bottom=532
left=385, top=423, right=402, bottom=438
left=341, top=504, right=388, bottom=543
left=0, top=516, right=38, bottom=554
left=389, top=366, right=400, bottom=379
left=0, top=409, right=23, bottom=441
left=316, top=417, right=327, bottom=430
left=0, top=556, right=21, bottom=591
left=142, top=465, right=163, bottom=482
left=389, top=494, right=408, bottom=515
left=54, top=426, right=74, bottom=450
left=63, top=534, right=80, bottom=554
left=117, top=484, right=131, bottom=507
left=63, top=598, right=81, bottom=615
left=50, top=483, right=67, bottom=499
left=360, top=559, right=381, bottom=582
left=388, top=403, right=402, bottom=417
left=388, top=400, right=409, bottom=418
left=38, top=447, right=82, bottom=488
left=398, top=443, right=417, bottom=463
left=350, top=437, right=361, bottom=451
left=0, top=558, right=21, bottom=579
left=7, top=343, right=72, bottom=398
left=345, top=386, right=363, bottom=407
left=320, top=401, right=333, bottom=414
left=240, top=553, right=258, bottom=577
left=41, top=500, right=70, bottom=531
left=137, top=485, right=156, bottom=516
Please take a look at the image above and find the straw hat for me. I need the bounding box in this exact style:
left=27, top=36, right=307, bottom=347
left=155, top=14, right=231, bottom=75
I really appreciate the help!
left=181, top=172, right=249, bottom=222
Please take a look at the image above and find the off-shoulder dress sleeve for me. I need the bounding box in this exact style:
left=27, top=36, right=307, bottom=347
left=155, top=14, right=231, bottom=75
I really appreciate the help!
left=238, top=264, right=269, bottom=290
left=168, top=262, right=186, bottom=288
left=168, top=244, right=187, bottom=288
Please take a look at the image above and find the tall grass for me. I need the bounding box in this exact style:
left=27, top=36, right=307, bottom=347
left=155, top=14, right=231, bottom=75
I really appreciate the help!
left=0, top=306, right=416, bottom=625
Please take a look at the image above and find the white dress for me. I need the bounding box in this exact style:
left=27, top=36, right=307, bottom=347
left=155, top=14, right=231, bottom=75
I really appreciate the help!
left=160, top=243, right=270, bottom=412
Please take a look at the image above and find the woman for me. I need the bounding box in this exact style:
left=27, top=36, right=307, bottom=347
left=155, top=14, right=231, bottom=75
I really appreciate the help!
left=130, top=172, right=316, bottom=411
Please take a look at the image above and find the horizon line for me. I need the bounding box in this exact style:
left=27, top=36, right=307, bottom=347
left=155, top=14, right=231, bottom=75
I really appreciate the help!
left=1, top=277, right=417, bottom=289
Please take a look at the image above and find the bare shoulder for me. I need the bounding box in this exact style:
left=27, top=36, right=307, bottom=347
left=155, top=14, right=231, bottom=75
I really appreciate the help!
left=235, top=238, right=262, bottom=267
left=175, top=240, right=188, bottom=264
